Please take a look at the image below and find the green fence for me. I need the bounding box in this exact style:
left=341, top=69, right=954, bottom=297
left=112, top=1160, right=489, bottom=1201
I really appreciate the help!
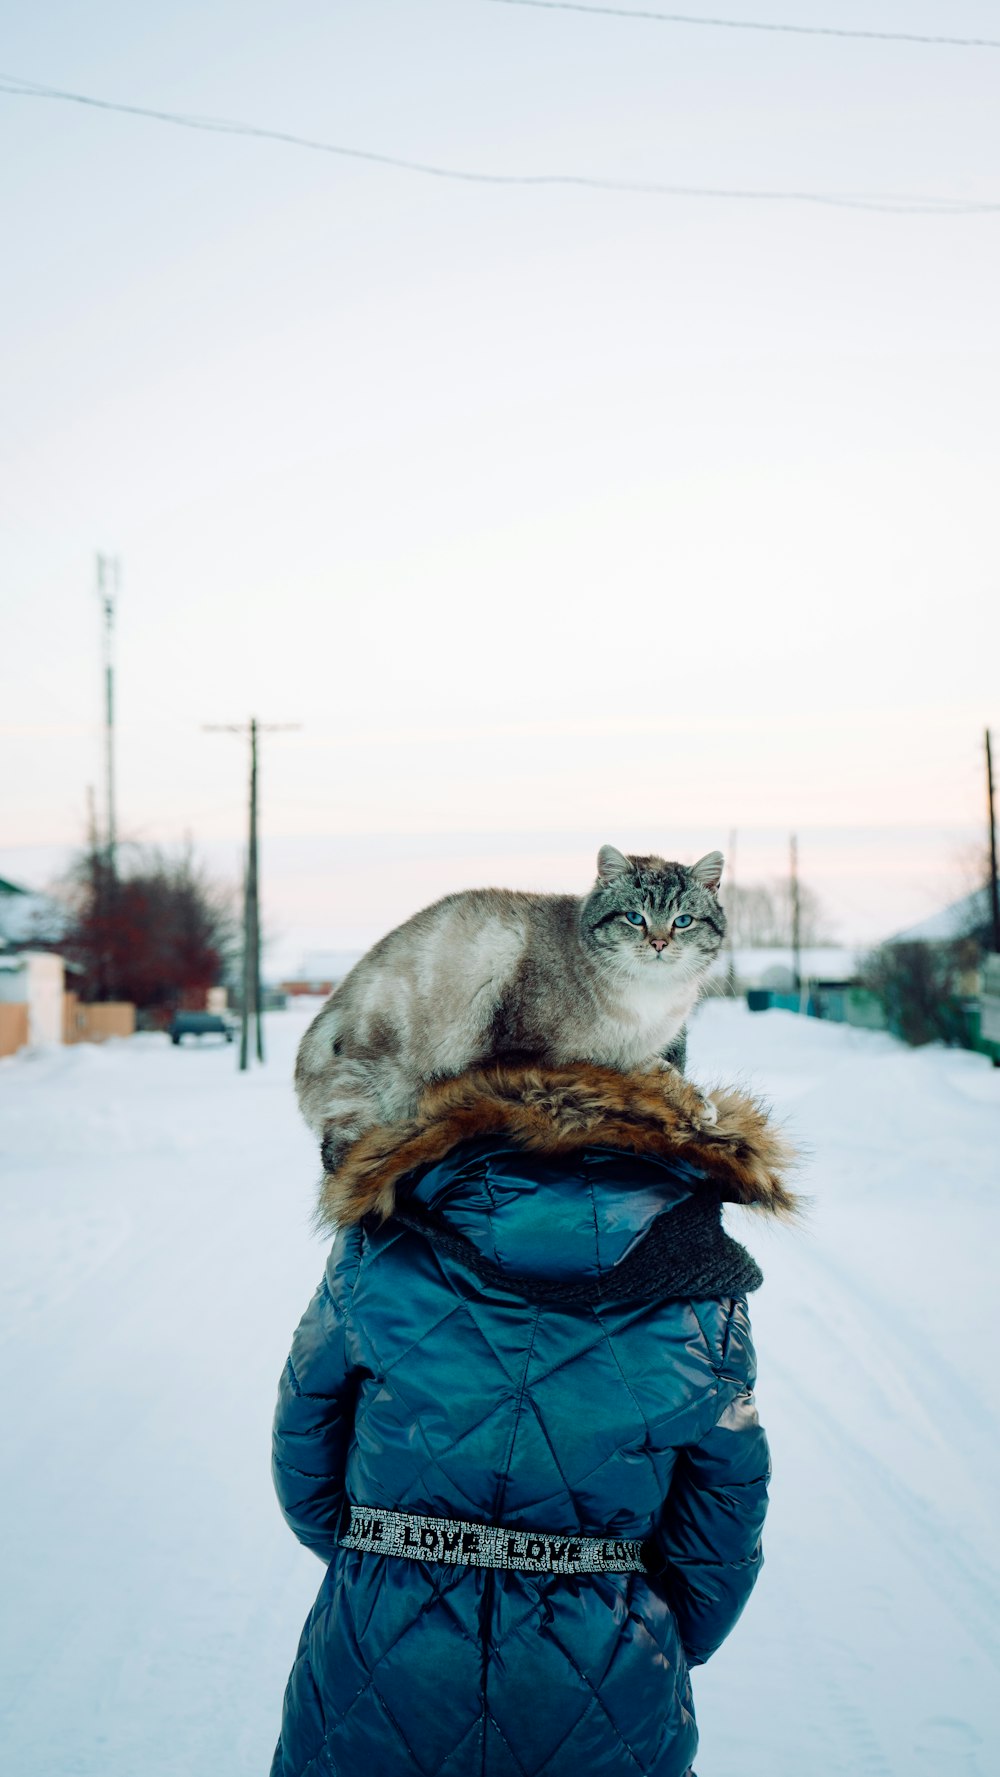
left=746, top=982, right=1000, bottom=1062
left=746, top=985, right=886, bottom=1029
left=960, top=1001, right=1000, bottom=1065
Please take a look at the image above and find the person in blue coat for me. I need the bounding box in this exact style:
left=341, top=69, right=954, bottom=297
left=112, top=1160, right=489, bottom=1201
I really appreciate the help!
left=270, top=1060, right=796, bottom=1777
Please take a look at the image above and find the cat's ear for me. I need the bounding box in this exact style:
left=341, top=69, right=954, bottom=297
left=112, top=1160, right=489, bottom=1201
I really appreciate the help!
left=596, top=844, right=632, bottom=884
left=690, top=851, right=724, bottom=895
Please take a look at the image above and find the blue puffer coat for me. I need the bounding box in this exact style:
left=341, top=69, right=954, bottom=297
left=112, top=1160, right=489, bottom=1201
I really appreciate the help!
left=271, top=1063, right=793, bottom=1777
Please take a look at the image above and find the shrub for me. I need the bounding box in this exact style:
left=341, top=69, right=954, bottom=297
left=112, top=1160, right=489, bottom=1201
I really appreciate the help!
left=859, top=940, right=969, bottom=1047
left=61, top=844, right=237, bottom=1011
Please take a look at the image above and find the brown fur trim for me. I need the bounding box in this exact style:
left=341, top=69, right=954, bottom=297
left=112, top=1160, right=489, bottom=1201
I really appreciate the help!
left=316, top=1062, right=799, bottom=1233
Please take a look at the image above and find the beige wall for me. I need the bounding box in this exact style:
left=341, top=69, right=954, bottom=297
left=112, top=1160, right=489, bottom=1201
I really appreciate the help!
left=1, top=952, right=65, bottom=1048
left=64, top=999, right=136, bottom=1044
left=24, top=952, right=65, bottom=1044
left=0, top=1002, right=29, bottom=1058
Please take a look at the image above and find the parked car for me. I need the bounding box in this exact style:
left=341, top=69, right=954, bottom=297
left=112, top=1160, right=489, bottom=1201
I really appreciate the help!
left=168, top=1010, right=234, bottom=1046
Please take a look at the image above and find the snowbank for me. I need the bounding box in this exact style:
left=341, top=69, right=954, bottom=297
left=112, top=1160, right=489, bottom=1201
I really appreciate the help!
left=1, top=1004, right=997, bottom=1775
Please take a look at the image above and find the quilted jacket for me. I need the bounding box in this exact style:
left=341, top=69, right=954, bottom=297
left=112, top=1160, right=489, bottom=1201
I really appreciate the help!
left=271, top=1063, right=794, bottom=1777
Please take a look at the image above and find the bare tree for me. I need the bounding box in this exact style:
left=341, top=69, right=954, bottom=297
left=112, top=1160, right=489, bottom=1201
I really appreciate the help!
left=723, top=880, right=832, bottom=948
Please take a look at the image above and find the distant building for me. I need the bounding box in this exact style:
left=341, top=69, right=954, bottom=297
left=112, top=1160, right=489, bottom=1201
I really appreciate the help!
left=0, top=951, right=66, bottom=1053
left=708, top=945, right=858, bottom=991
left=0, top=875, right=66, bottom=952
left=280, top=951, right=361, bottom=998
left=886, top=886, right=996, bottom=1009
left=889, top=888, right=990, bottom=947
left=0, top=879, right=140, bottom=1055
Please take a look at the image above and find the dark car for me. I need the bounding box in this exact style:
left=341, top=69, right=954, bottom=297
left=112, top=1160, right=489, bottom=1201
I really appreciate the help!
left=168, top=1010, right=234, bottom=1046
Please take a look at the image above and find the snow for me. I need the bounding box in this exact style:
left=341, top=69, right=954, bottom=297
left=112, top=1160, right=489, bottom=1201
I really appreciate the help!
left=1, top=1005, right=998, bottom=1776
left=708, top=945, right=859, bottom=988
left=0, top=878, right=66, bottom=948
left=890, top=887, right=990, bottom=945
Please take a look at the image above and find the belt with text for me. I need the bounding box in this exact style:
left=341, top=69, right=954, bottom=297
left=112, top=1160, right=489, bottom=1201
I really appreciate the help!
left=338, top=1505, right=648, bottom=1574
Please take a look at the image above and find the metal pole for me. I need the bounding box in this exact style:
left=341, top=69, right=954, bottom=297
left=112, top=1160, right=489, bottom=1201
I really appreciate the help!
left=987, top=729, right=1000, bottom=954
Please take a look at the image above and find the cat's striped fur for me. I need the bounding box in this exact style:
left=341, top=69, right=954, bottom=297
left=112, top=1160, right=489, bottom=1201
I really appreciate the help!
left=296, top=845, right=726, bottom=1172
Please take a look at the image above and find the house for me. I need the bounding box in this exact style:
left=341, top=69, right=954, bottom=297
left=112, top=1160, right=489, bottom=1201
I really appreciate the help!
left=0, top=874, right=67, bottom=952
left=881, top=887, right=999, bottom=1060
left=0, top=951, right=66, bottom=1055
left=0, top=877, right=135, bottom=1056
left=280, top=950, right=361, bottom=998
left=890, top=887, right=991, bottom=946
left=888, top=887, right=995, bottom=1000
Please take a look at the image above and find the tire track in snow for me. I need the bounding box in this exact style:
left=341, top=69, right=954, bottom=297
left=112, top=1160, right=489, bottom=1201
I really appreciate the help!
left=798, top=1241, right=991, bottom=1467
left=770, top=1221, right=1000, bottom=1638
left=766, top=1344, right=1000, bottom=1660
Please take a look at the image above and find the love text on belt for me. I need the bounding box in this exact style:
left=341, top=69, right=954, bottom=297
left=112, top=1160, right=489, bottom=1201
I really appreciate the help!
left=339, top=1506, right=648, bottom=1574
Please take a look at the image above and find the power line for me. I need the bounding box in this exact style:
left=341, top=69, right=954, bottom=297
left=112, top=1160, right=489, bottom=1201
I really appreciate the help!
left=1, top=72, right=997, bottom=213
left=486, top=0, right=1000, bottom=50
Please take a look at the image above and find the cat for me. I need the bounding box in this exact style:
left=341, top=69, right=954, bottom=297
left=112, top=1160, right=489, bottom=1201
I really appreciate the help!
left=296, top=844, right=726, bottom=1173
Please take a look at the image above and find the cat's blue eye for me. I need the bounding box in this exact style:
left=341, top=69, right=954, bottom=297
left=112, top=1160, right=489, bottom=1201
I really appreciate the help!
left=624, top=911, right=646, bottom=927
left=674, top=914, right=694, bottom=928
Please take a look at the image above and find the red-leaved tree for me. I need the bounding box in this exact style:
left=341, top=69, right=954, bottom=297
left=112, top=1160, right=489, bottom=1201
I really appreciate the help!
left=62, top=844, right=237, bottom=1011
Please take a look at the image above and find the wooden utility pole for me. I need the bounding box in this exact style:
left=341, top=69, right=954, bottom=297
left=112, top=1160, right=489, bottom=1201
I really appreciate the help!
left=726, top=827, right=738, bottom=996
left=790, top=832, right=802, bottom=991
left=987, top=729, right=1000, bottom=954
left=96, top=554, right=120, bottom=878
left=204, top=718, right=299, bottom=1070
left=243, top=718, right=261, bottom=1068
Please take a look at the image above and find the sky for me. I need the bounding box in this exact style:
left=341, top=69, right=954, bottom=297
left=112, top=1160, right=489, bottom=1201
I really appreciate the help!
left=2, top=0, right=998, bottom=973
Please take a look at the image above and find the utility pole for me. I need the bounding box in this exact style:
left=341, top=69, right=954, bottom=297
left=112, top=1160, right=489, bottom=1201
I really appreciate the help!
left=204, top=718, right=299, bottom=1070
left=95, top=554, right=120, bottom=878
left=790, top=832, right=802, bottom=992
left=987, top=729, right=1000, bottom=954
left=246, top=718, right=261, bottom=1068
left=84, top=783, right=108, bottom=1000
left=726, top=827, right=738, bottom=997
left=86, top=784, right=99, bottom=851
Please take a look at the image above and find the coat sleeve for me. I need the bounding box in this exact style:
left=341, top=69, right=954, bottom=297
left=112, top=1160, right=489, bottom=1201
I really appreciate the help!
left=655, top=1299, right=770, bottom=1667
left=271, top=1242, right=360, bottom=1563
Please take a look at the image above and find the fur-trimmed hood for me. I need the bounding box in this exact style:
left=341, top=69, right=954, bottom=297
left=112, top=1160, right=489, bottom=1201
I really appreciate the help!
left=318, top=1061, right=798, bottom=1233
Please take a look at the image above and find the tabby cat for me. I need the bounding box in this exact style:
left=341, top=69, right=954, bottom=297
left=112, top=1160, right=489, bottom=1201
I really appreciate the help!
left=296, top=844, right=726, bottom=1171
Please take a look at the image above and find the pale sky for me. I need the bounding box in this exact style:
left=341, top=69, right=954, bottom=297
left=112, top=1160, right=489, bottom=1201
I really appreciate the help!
left=2, top=1, right=998, bottom=972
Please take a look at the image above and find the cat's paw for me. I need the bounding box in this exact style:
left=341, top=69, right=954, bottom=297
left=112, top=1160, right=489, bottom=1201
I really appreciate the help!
left=646, top=1058, right=718, bottom=1127
left=694, top=1091, right=718, bottom=1128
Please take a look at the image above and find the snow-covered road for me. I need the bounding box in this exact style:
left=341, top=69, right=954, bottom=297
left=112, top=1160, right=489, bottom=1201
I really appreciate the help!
left=1, top=1003, right=998, bottom=1776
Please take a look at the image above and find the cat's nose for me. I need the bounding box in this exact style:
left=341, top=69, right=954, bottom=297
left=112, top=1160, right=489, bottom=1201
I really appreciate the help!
left=649, top=938, right=668, bottom=953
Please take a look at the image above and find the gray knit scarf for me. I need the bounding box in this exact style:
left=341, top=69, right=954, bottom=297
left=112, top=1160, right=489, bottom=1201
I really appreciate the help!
left=388, top=1187, right=762, bottom=1306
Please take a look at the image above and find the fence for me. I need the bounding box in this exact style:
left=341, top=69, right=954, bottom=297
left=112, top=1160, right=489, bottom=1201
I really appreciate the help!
left=0, top=1003, right=29, bottom=1058
left=747, top=982, right=1000, bottom=1062
left=63, top=996, right=136, bottom=1044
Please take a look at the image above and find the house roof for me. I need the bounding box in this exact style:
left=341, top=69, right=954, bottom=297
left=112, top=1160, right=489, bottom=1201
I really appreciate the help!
left=0, top=877, right=67, bottom=948
left=890, top=886, right=991, bottom=944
